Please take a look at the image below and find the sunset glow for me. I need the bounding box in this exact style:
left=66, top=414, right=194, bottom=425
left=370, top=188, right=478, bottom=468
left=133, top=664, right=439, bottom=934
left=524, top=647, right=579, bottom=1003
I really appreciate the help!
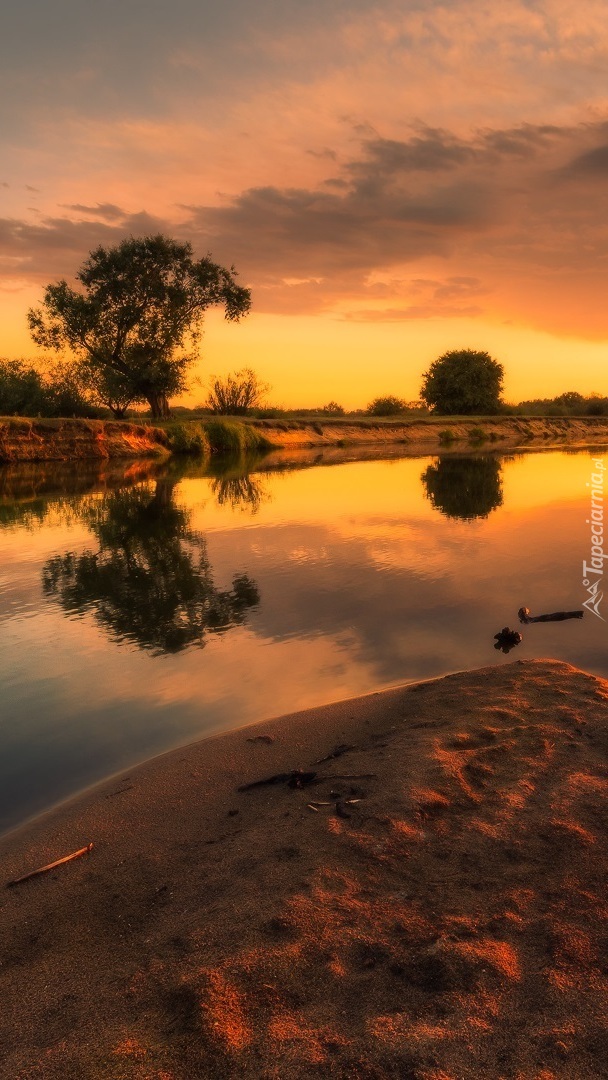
left=3, top=1, right=608, bottom=405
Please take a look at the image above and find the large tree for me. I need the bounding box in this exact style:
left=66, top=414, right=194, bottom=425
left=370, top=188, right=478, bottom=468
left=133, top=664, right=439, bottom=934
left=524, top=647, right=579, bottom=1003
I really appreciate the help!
left=420, top=349, right=504, bottom=415
left=28, top=235, right=251, bottom=418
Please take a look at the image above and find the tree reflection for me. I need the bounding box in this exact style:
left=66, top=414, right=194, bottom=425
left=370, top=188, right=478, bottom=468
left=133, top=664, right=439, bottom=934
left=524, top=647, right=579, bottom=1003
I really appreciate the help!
left=421, top=455, right=503, bottom=520
left=42, top=479, right=260, bottom=653
left=210, top=471, right=269, bottom=513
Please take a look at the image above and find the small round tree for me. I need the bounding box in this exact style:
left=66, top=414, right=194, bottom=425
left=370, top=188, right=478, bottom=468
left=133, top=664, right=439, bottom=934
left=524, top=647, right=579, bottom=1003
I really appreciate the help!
left=420, top=349, right=504, bottom=415
left=367, top=395, right=406, bottom=417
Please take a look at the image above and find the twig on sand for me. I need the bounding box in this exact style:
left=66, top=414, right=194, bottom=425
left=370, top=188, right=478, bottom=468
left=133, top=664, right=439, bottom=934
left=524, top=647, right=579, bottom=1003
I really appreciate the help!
left=323, top=773, right=378, bottom=781
left=7, top=843, right=94, bottom=887
left=313, top=744, right=356, bottom=765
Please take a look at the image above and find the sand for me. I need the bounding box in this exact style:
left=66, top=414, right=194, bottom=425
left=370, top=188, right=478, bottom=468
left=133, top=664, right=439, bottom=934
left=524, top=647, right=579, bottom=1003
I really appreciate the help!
left=1, top=658, right=608, bottom=1080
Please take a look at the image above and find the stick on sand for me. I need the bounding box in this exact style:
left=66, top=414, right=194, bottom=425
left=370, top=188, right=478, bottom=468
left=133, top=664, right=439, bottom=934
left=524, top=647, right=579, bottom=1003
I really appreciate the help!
left=7, top=843, right=94, bottom=887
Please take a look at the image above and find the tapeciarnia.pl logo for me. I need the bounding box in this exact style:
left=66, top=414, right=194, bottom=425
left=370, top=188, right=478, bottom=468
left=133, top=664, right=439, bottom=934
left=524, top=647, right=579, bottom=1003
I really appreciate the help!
left=582, top=457, right=605, bottom=619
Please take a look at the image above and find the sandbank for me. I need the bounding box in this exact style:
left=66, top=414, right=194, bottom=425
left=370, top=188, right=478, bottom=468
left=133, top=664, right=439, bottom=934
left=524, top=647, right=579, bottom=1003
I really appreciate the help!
left=1, top=658, right=608, bottom=1079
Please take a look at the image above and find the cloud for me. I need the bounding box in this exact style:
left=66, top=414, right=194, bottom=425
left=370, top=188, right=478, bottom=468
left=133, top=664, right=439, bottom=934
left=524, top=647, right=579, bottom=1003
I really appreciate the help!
left=59, top=202, right=127, bottom=221
left=181, top=117, right=608, bottom=334
left=0, top=210, right=166, bottom=283
left=5, top=116, right=608, bottom=337
left=562, top=141, right=608, bottom=177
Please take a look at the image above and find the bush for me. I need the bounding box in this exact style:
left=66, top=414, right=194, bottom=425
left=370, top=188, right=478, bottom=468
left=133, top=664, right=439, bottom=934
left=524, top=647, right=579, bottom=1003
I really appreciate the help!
left=367, top=395, right=406, bottom=416
left=439, top=429, right=456, bottom=444
left=206, top=368, right=270, bottom=415
left=321, top=401, right=345, bottom=416
left=468, top=427, right=487, bottom=443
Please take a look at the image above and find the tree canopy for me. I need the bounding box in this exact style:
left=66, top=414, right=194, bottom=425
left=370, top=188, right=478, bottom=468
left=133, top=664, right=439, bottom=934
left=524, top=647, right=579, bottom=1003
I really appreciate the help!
left=28, top=235, right=251, bottom=418
left=420, top=349, right=504, bottom=415
left=367, top=395, right=406, bottom=416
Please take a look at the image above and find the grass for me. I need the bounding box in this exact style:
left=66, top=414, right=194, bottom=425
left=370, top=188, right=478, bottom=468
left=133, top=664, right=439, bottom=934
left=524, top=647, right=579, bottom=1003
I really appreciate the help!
left=164, top=422, right=208, bottom=455
left=203, top=418, right=274, bottom=455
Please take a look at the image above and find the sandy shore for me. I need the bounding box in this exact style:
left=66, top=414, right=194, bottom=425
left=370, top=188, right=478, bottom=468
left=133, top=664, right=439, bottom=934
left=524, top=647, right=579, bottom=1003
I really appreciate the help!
left=2, top=658, right=608, bottom=1079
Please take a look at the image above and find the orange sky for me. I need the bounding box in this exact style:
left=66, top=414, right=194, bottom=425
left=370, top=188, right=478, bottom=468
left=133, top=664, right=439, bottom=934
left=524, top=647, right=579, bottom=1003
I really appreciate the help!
left=2, top=0, right=608, bottom=407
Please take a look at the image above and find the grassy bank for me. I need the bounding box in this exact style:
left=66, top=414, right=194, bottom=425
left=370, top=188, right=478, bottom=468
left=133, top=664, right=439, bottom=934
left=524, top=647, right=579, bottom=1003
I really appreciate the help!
left=162, top=417, right=274, bottom=456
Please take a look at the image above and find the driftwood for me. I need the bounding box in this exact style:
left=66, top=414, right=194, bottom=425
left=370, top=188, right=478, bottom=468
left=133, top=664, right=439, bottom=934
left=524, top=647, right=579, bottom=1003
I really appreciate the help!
left=238, top=769, right=317, bottom=792
left=518, top=606, right=584, bottom=624
left=7, top=843, right=94, bottom=887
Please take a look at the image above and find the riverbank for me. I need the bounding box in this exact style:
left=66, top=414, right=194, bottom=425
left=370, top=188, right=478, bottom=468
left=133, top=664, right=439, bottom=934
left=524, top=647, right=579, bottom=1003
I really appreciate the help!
left=0, top=417, right=170, bottom=463
left=4, top=413, right=608, bottom=462
left=249, top=413, right=608, bottom=454
left=1, top=658, right=607, bottom=1078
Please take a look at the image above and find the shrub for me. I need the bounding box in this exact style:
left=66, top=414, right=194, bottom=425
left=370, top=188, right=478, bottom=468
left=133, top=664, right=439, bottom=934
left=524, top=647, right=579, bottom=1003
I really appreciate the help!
left=468, top=427, right=487, bottom=443
left=367, top=395, right=406, bottom=416
left=206, top=368, right=270, bottom=415
left=321, top=401, right=345, bottom=416
left=439, top=429, right=456, bottom=445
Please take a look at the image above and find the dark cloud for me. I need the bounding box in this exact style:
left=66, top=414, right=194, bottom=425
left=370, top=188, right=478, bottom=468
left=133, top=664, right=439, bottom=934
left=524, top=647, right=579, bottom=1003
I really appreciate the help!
left=480, top=123, right=567, bottom=158
left=349, top=130, right=478, bottom=177
left=0, top=210, right=165, bottom=283
left=564, top=143, right=608, bottom=176
left=306, top=147, right=338, bottom=160
left=60, top=202, right=127, bottom=220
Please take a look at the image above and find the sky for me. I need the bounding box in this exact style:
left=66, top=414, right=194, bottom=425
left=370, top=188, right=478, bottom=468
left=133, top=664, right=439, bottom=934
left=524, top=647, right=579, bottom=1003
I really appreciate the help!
left=2, top=0, right=608, bottom=407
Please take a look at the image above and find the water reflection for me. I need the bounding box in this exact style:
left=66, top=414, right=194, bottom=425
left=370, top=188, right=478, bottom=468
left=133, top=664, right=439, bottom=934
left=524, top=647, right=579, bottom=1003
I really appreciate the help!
left=210, top=471, right=269, bottom=514
left=42, top=478, right=260, bottom=654
left=421, top=455, right=503, bottom=520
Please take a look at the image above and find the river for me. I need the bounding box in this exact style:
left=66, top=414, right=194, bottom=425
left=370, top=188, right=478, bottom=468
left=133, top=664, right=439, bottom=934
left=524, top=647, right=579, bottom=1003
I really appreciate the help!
left=0, top=445, right=604, bottom=834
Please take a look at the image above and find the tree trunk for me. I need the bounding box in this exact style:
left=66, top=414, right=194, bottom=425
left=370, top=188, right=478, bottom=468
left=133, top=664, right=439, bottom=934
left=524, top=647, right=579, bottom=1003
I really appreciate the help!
left=147, top=392, right=171, bottom=419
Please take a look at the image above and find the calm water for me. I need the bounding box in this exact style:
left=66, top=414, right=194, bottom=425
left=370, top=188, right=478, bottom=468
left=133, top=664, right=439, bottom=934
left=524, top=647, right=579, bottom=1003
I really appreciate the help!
left=1, top=446, right=605, bottom=835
